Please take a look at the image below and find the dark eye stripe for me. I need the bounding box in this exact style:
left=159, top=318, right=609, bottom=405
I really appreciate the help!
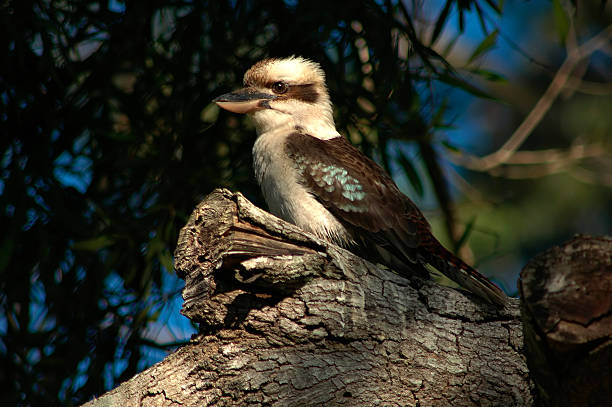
left=285, top=84, right=319, bottom=103
left=262, top=81, right=320, bottom=103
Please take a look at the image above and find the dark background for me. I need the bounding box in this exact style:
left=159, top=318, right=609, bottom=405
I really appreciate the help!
left=1, top=0, right=611, bottom=405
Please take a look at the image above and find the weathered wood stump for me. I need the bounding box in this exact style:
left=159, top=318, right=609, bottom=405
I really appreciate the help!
left=520, top=235, right=612, bottom=407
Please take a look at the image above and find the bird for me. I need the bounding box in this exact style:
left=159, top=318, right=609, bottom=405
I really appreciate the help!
left=213, top=56, right=507, bottom=307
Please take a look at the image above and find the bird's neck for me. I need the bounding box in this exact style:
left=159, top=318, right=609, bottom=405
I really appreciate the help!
left=251, top=103, right=340, bottom=141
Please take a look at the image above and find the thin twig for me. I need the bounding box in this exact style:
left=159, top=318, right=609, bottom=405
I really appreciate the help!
left=450, top=24, right=612, bottom=171
left=563, top=78, right=612, bottom=96
left=444, top=163, right=489, bottom=205
left=488, top=162, right=568, bottom=179
left=568, top=166, right=612, bottom=187
left=475, top=144, right=609, bottom=179
left=501, top=143, right=606, bottom=165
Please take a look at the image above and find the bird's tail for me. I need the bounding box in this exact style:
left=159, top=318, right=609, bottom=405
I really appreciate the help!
left=419, top=241, right=508, bottom=307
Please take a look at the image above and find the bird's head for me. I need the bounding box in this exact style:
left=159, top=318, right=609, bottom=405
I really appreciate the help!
left=213, top=57, right=338, bottom=139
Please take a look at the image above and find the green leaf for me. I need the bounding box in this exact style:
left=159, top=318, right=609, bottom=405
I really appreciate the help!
left=397, top=151, right=424, bottom=197
left=441, top=140, right=460, bottom=153
left=467, top=29, right=499, bottom=64
left=433, top=124, right=457, bottom=130
left=431, top=1, right=453, bottom=45
left=474, top=3, right=489, bottom=34
left=430, top=99, right=449, bottom=128
left=467, top=68, right=507, bottom=82
left=72, top=235, right=114, bottom=251
left=441, top=32, right=461, bottom=57
left=483, top=0, right=503, bottom=14
left=458, top=7, right=466, bottom=32
left=159, top=249, right=174, bottom=273
left=438, top=72, right=497, bottom=100
left=552, top=0, right=569, bottom=43
left=455, top=216, right=477, bottom=251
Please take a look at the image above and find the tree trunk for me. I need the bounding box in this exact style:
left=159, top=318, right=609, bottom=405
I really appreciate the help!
left=520, top=235, right=612, bottom=407
left=84, top=189, right=534, bottom=406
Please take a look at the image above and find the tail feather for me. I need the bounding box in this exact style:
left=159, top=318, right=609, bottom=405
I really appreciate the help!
left=420, top=241, right=508, bottom=307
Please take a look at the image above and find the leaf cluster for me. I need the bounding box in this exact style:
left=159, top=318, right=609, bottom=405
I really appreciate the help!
left=1, top=1, right=505, bottom=405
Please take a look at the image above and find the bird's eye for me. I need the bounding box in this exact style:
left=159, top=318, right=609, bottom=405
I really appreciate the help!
left=271, top=81, right=288, bottom=94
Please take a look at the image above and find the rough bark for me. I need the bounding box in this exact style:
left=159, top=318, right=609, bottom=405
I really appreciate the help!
left=520, top=235, right=612, bottom=407
left=84, top=189, right=533, bottom=407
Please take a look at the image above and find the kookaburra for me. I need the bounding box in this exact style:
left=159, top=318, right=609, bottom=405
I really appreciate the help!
left=213, top=56, right=507, bottom=307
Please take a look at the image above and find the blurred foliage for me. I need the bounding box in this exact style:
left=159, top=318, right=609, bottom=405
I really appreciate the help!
left=1, top=0, right=610, bottom=405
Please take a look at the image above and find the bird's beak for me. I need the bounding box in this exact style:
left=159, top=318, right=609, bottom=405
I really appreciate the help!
left=213, top=87, right=275, bottom=114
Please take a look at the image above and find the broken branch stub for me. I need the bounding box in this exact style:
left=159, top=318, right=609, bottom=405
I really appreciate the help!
left=520, top=234, right=612, bottom=407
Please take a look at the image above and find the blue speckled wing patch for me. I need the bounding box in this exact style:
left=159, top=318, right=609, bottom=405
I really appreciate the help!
left=295, top=160, right=367, bottom=209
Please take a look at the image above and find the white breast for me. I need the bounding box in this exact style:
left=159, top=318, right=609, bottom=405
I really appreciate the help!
left=252, top=129, right=353, bottom=246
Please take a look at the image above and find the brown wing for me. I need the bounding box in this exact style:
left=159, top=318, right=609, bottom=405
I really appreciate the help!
left=284, top=132, right=429, bottom=262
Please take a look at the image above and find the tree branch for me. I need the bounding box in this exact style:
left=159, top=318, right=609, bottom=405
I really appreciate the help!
left=450, top=24, right=612, bottom=172
left=84, top=189, right=533, bottom=406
